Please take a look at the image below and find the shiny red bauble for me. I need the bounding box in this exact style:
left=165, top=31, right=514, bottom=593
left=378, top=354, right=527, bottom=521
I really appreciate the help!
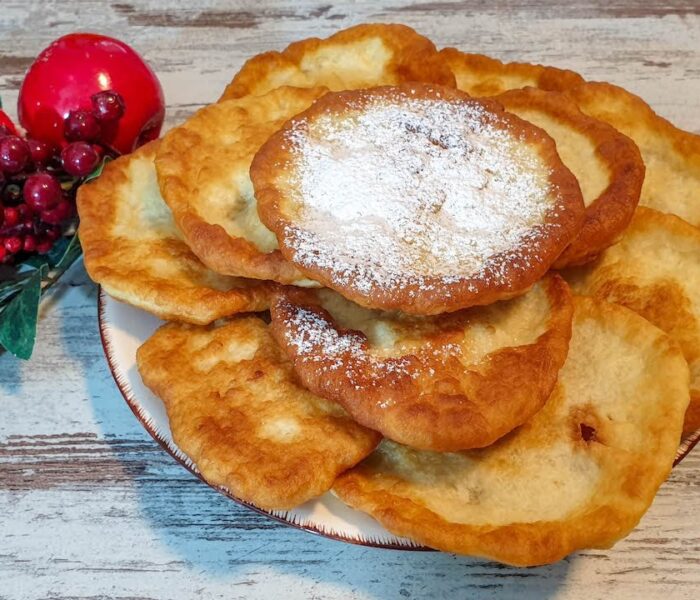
left=18, top=33, right=165, bottom=154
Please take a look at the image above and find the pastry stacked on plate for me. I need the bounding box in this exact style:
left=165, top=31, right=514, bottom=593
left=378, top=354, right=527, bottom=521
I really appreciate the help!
left=77, top=24, right=700, bottom=566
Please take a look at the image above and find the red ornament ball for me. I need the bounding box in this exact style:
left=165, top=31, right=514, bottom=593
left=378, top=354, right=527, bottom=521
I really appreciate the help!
left=18, top=33, right=165, bottom=154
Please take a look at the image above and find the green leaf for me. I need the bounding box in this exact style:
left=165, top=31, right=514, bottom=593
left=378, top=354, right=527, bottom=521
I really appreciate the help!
left=0, top=273, right=34, bottom=304
left=21, top=255, right=50, bottom=270
left=52, top=233, right=82, bottom=271
left=0, top=266, right=45, bottom=359
left=84, top=156, right=112, bottom=183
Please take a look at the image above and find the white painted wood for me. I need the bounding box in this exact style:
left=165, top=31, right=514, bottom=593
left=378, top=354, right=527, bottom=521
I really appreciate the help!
left=1, top=2, right=699, bottom=598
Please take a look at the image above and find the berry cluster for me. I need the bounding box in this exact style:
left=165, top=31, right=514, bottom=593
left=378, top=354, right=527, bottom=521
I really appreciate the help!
left=0, top=90, right=124, bottom=264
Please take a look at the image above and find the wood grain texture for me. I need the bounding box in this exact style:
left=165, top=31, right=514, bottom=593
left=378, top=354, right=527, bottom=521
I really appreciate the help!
left=1, top=1, right=699, bottom=598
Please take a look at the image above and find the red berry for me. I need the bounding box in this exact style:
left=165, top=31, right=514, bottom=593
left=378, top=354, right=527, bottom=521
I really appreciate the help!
left=64, top=110, right=101, bottom=142
left=0, top=136, right=30, bottom=174
left=37, top=239, right=53, bottom=254
left=0, top=244, right=6, bottom=262
left=3, top=206, right=19, bottom=227
left=4, top=236, right=22, bottom=254
left=44, top=226, right=61, bottom=241
left=24, top=172, right=63, bottom=211
left=61, top=141, right=99, bottom=176
left=40, top=199, right=74, bottom=225
left=91, top=90, right=125, bottom=122
left=23, top=234, right=37, bottom=253
left=18, top=34, right=164, bottom=154
left=17, top=202, right=35, bottom=222
left=28, top=139, right=55, bottom=166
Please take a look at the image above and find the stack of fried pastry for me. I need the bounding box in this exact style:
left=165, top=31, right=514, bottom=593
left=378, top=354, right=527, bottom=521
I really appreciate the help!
left=77, top=24, right=699, bottom=567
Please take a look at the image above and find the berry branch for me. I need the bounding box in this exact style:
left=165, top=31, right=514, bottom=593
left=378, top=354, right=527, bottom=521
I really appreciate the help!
left=0, top=92, right=118, bottom=359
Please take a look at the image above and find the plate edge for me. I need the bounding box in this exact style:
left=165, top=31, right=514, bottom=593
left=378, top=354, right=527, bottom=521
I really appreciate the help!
left=96, top=288, right=431, bottom=551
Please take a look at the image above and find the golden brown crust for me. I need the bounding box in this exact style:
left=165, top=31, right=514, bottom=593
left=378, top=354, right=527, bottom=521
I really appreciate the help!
left=137, top=316, right=381, bottom=510
left=439, top=48, right=584, bottom=97
left=270, top=275, right=573, bottom=451
left=77, top=142, right=274, bottom=324
left=155, top=87, right=328, bottom=284
left=493, top=87, right=644, bottom=267
left=564, top=207, right=700, bottom=435
left=222, top=23, right=455, bottom=100
left=558, top=82, right=700, bottom=228
left=334, top=297, right=690, bottom=566
left=252, top=83, right=584, bottom=314
left=440, top=49, right=700, bottom=228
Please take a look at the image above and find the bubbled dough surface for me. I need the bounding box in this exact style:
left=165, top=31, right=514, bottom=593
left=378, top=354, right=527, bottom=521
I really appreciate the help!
left=505, top=107, right=610, bottom=208
left=136, top=317, right=380, bottom=510
left=317, top=282, right=550, bottom=366
left=77, top=143, right=272, bottom=324
left=566, top=207, right=700, bottom=427
left=334, top=297, right=689, bottom=564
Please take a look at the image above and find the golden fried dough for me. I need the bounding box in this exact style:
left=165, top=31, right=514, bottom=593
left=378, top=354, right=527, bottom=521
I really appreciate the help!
left=77, top=142, right=273, bottom=324
left=561, top=82, right=700, bottom=228
left=222, top=23, right=454, bottom=100
left=136, top=316, right=380, bottom=510
left=493, top=88, right=644, bottom=267
left=440, top=49, right=584, bottom=97
left=253, top=83, right=584, bottom=314
left=270, top=275, right=573, bottom=451
left=564, top=207, right=700, bottom=435
left=334, top=297, right=689, bottom=566
left=440, top=49, right=700, bottom=227
left=155, top=87, right=327, bottom=285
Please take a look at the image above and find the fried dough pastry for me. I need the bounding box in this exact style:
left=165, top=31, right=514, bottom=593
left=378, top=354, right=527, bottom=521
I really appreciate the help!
left=221, top=23, right=454, bottom=100
left=493, top=88, right=644, bottom=267
left=439, top=48, right=584, bottom=97
left=136, top=316, right=380, bottom=510
left=270, top=275, right=573, bottom=451
left=561, top=82, right=700, bottom=228
left=440, top=49, right=700, bottom=227
left=334, top=297, right=690, bottom=566
left=253, top=84, right=584, bottom=314
left=77, top=142, right=273, bottom=324
left=564, top=207, right=700, bottom=435
left=155, top=86, right=327, bottom=285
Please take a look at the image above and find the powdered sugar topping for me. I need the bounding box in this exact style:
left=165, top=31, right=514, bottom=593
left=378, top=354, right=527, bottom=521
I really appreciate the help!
left=283, top=303, right=415, bottom=398
left=282, top=93, right=559, bottom=295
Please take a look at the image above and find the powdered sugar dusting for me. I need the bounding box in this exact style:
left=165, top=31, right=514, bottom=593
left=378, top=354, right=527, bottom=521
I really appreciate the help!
left=282, top=93, right=559, bottom=295
left=283, top=302, right=415, bottom=404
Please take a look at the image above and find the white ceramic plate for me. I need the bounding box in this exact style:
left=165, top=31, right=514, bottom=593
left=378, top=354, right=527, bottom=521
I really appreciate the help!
left=98, top=289, right=425, bottom=549
left=98, top=289, right=700, bottom=548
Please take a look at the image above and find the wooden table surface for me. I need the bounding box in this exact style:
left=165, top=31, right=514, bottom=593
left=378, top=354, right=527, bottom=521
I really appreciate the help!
left=1, top=2, right=699, bottom=598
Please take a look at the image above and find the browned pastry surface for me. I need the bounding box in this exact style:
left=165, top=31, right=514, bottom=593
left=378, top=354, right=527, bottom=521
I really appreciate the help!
left=494, top=87, right=644, bottom=268
left=222, top=23, right=455, bottom=100
left=334, top=297, right=689, bottom=565
left=155, top=87, right=327, bottom=285
left=252, top=83, right=584, bottom=314
left=270, top=275, right=572, bottom=451
left=137, top=316, right=381, bottom=510
left=78, top=142, right=274, bottom=324
left=565, top=207, right=700, bottom=434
